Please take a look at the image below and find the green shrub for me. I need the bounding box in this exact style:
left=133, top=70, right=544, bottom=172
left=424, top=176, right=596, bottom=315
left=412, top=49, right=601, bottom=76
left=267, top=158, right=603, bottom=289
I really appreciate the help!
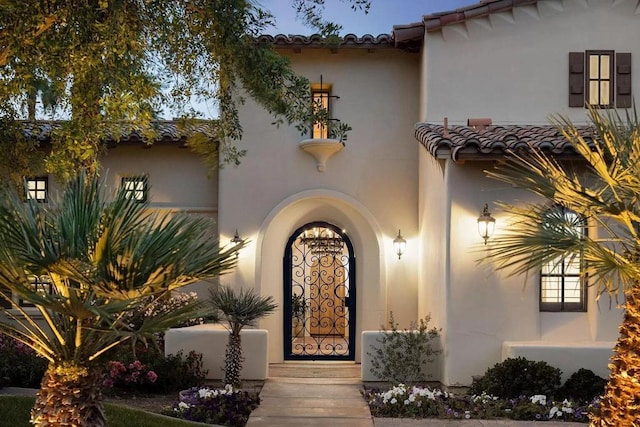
left=367, top=312, right=441, bottom=385
left=0, top=334, right=47, bottom=388
left=558, top=368, right=607, bottom=403
left=469, top=357, right=562, bottom=399
left=104, top=343, right=207, bottom=394
left=143, top=350, right=208, bottom=393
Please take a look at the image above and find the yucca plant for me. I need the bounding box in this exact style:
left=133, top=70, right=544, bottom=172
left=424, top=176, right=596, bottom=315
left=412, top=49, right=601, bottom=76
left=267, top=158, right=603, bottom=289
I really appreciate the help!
left=0, top=171, right=242, bottom=426
left=483, top=107, right=640, bottom=425
left=209, top=286, right=277, bottom=387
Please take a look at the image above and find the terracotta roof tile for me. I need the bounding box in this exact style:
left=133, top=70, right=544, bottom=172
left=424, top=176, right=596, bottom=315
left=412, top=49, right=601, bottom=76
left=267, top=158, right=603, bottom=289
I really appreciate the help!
left=393, top=0, right=540, bottom=48
left=415, top=122, right=595, bottom=162
left=22, top=121, right=217, bottom=144
left=257, top=33, right=393, bottom=50
left=424, top=0, right=538, bottom=31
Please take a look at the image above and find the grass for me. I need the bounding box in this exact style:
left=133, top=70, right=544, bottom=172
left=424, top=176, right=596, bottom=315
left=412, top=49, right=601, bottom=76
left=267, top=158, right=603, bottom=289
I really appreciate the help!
left=0, top=396, right=206, bottom=427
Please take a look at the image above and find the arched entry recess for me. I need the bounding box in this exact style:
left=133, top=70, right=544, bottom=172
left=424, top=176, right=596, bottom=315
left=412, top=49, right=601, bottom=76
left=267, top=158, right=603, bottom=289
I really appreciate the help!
left=284, top=222, right=355, bottom=360
left=253, top=189, right=386, bottom=363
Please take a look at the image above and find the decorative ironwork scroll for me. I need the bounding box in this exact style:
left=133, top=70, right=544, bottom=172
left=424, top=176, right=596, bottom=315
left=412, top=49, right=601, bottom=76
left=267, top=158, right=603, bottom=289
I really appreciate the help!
left=284, top=222, right=355, bottom=360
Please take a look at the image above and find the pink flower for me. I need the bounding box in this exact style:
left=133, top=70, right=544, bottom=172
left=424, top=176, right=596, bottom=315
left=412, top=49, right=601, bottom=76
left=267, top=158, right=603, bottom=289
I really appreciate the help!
left=146, top=371, right=158, bottom=383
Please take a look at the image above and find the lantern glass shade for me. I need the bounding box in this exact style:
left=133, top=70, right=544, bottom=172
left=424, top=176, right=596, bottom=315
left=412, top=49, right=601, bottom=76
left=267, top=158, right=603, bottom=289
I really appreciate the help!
left=477, top=204, right=496, bottom=244
left=393, top=229, right=406, bottom=259
left=231, top=229, right=242, bottom=247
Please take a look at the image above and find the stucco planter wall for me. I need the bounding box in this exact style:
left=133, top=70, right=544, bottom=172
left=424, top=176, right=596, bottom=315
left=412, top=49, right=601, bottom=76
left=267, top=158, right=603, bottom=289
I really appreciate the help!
left=502, top=341, right=615, bottom=381
left=165, top=324, right=269, bottom=380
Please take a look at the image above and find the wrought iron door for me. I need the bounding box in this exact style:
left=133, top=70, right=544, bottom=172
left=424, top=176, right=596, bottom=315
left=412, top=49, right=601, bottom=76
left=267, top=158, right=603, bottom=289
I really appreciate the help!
left=284, top=222, right=355, bottom=360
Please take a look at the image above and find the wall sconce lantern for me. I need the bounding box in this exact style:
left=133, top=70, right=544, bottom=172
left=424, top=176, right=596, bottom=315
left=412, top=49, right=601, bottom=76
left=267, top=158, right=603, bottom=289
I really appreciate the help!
left=477, top=204, right=496, bottom=245
left=230, top=229, right=242, bottom=256
left=393, top=229, right=406, bottom=259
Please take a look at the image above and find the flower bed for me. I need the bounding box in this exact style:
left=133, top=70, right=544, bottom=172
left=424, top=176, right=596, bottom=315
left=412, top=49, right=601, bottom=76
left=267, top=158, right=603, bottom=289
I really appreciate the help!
left=162, top=385, right=260, bottom=427
left=364, top=384, right=598, bottom=423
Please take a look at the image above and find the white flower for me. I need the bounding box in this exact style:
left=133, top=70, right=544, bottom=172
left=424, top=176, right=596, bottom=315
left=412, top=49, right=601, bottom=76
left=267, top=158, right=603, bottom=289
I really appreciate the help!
left=198, top=388, right=213, bottom=399
left=404, top=399, right=410, bottom=405
left=390, top=398, right=397, bottom=404
left=549, top=406, right=562, bottom=418
left=178, top=402, right=190, bottom=410
left=465, top=411, right=471, bottom=419
left=530, top=394, right=547, bottom=405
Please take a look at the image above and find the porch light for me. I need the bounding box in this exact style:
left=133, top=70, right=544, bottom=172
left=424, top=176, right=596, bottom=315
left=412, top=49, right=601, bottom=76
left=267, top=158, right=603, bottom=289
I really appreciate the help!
left=477, top=204, right=496, bottom=245
left=230, top=229, right=242, bottom=256
left=393, top=229, right=406, bottom=259
left=301, top=226, right=344, bottom=255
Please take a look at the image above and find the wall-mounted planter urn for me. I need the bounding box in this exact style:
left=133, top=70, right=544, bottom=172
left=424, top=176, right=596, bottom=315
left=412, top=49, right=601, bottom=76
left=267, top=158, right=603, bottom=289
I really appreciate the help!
left=299, top=138, right=344, bottom=172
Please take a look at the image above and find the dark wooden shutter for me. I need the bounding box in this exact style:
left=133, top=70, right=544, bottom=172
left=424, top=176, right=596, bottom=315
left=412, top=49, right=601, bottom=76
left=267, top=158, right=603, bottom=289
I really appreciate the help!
left=569, top=52, right=585, bottom=107
left=616, top=52, right=632, bottom=108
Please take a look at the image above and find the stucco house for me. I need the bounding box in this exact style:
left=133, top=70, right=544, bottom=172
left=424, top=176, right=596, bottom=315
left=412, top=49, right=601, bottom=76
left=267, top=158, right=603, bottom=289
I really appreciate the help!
left=8, top=0, right=635, bottom=387
left=212, top=0, right=630, bottom=387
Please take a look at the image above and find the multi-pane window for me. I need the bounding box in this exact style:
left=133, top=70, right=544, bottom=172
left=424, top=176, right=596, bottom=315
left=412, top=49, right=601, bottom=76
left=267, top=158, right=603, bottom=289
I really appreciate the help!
left=26, top=177, right=48, bottom=203
left=568, top=51, right=631, bottom=108
left=311, top=88, right=331, bottom=139
left=121, top=176, right=148, bottom=202
left=587, top=51, right=613, bottom=107
left=540, top=207, right=587, bottom=312
left=19, top=275, right=53, bottom=308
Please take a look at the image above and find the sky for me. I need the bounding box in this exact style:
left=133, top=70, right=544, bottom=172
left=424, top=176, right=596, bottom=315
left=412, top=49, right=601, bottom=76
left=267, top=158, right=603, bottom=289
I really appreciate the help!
left=261, top=0, right=479, bottom=36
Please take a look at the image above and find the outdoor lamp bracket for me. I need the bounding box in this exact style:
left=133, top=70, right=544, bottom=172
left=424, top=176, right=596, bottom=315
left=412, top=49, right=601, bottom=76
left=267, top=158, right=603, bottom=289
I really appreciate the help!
left=230, top=229, right=242, bottom=256
left=477, top=204, right=496, bottom=244
left=393, top=229, right=406, bottom=259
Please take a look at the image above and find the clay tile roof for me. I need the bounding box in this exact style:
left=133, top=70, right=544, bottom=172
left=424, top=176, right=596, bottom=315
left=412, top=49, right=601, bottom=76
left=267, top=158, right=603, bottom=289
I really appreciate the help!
left=393, top=0, right=540, bottom=49
left=424, top=0, right=538, bottom=31
left=415, top=122, right=595, bottom=162
left=22, top=121, right=217, bottom=144
left=257, top=33, right=393, bottom=50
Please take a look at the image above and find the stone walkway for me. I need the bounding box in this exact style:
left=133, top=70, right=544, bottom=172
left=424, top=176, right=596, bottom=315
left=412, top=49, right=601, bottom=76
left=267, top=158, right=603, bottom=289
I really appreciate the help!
left=247, top=362, right=372, bottom=426
left=247, top=376, right=373, bottom=426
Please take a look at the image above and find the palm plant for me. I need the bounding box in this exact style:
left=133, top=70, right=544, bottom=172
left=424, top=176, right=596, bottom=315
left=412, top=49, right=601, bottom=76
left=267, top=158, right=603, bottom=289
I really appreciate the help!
left=209, top=286, right=277, bottom=387
left=483, top=107, right=640, bottom=425
left=0, top=170, right=242, bottom=426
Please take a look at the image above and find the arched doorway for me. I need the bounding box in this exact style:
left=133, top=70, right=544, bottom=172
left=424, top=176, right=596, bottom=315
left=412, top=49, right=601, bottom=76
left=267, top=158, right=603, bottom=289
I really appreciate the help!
left=283, top=221, right=356, bottom=360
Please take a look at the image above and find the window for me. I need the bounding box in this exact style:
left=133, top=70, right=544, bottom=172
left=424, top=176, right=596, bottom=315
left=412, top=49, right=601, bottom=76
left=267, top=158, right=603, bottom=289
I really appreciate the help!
left=587, top=51, right=613, bottom=106
left=26, top=177, right=48, bottom=203
left=121, top=176, right=148, bottom=202
left=19, top=275, right=53, bottom=308
left=569, top=51, right=631, bottom=108
left=540, top=206, right=587, bottom=312
left=311, top=87, right=331, bottom=139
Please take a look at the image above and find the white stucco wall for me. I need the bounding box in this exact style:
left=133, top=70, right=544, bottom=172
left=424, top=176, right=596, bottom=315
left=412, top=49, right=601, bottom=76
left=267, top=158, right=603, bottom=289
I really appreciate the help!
left=432, top=161, right=623, bottom=386
left=416, top=0, right=631, bottom=386
left=100, top=144, right=217, bottom=211
left=423, top=0, right=640, bottom=125
left=219, top=46, right=420, bottom=362
left=100, top=144, right=218, bottom=296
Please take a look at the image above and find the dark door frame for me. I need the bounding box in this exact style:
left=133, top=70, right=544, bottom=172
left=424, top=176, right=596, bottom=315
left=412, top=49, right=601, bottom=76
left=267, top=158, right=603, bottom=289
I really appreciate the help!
left=283, top=221, right=356, bottom=360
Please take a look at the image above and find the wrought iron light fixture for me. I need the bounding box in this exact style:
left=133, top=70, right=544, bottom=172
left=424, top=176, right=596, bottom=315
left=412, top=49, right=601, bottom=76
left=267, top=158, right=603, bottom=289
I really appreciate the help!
left=230, top=229, right=242, bottom=256
left=393, top=229, right=406, bottom=259
left=477, top=204, right=496, bottom=245
left=301, top=227, right=344, bottom=255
